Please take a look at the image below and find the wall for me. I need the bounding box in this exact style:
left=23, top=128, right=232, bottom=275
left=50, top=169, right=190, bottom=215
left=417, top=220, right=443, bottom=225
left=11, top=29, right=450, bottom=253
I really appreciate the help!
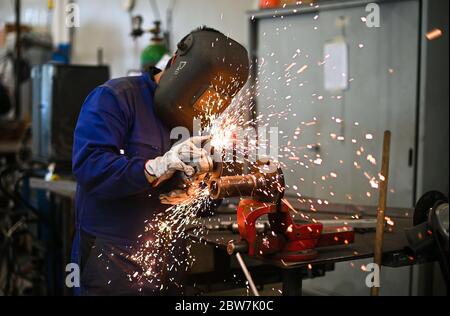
left=0, top=0, right=256, bottom=78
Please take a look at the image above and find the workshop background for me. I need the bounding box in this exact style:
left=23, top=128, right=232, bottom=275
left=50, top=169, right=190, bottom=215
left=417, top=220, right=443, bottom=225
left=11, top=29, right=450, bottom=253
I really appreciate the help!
left=0, top=0, right=448, bottom=296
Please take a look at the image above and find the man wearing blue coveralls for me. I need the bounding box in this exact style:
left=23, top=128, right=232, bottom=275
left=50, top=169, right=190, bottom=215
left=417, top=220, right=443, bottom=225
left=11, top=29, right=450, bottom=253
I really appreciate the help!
left=71, top=27, right=249, bottom=296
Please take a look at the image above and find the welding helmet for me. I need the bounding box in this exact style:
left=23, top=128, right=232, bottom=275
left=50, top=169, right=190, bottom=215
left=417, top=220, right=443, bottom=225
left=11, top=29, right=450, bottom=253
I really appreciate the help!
left=154, top=27, right=250, bottom=132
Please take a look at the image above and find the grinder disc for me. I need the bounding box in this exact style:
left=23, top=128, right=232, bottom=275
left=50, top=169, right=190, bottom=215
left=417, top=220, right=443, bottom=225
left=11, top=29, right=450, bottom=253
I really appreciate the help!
left=414, top=191, right=449, bottom=226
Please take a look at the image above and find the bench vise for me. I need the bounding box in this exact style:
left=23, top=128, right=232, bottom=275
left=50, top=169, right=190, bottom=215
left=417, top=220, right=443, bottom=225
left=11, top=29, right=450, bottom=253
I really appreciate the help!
left=207, top=161, right=355, bottom=262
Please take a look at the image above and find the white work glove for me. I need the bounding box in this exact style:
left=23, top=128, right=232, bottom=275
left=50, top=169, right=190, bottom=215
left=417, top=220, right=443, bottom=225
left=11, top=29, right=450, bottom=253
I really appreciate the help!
left=145, top=136, right=212, bottom=187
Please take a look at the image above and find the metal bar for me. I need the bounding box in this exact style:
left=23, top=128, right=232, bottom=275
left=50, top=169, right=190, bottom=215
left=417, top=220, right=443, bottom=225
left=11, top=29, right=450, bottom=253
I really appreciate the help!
left=410, top=0, right=425, bottom=296
left=320, top=219, right=377, bottom=229
left=371, top=131, right=392, bottom=296
left=248, top=12, right=259, bottom=166
left=235, top=253, right=260, bottom=297
left=14, top=0, right=22, bottom=120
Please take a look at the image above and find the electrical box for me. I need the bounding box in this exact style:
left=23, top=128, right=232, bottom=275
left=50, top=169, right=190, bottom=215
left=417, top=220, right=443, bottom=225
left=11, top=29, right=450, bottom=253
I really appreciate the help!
left=32, top=64, right=110, bottom=168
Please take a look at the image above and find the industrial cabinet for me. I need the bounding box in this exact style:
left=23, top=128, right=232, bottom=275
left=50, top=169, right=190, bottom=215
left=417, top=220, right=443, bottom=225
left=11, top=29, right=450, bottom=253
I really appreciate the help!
left=31, top=64, right=110, bottom=167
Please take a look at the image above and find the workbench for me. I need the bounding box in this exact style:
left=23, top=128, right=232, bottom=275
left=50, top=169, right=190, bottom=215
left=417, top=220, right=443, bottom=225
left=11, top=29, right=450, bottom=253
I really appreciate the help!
left=28, top=177, right=77, bottom=296
left=189, top=199, right=417, bottom=296
left=28, top=178, right=419, bottom=296
left=29, top=178, right=77, bottom=199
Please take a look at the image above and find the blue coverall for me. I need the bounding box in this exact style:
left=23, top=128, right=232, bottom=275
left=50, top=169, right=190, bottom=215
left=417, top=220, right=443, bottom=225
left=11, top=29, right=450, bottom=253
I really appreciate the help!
left=71, top=72, right=178, bottom=295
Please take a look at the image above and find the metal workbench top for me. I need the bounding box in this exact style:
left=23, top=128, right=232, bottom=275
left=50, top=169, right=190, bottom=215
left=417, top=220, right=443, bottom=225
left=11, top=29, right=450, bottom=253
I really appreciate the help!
left=191, top=200, right=414, bottom=270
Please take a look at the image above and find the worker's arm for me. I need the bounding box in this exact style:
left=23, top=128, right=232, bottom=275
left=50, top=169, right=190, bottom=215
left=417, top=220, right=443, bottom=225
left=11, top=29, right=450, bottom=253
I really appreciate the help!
left=73, top=86, right=153, bottom=198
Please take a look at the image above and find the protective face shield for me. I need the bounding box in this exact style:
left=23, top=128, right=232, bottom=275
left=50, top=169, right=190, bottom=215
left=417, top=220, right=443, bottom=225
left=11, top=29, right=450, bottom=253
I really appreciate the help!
left=154, top=28, right=250, bottom=132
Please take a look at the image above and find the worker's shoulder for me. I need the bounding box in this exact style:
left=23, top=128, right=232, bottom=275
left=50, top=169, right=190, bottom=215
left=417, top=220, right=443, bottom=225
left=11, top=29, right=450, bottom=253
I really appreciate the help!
left=101, top=75, right=150, bottom=96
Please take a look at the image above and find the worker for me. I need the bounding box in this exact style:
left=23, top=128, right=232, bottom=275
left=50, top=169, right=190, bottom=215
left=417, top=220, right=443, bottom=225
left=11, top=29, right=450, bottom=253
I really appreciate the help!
left=71, top=27, right=249, bottom=296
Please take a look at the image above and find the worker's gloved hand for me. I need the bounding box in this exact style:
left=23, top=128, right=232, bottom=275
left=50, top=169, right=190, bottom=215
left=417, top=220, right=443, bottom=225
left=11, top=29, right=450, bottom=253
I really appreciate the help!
left=145, top=136, right=212, bottom=187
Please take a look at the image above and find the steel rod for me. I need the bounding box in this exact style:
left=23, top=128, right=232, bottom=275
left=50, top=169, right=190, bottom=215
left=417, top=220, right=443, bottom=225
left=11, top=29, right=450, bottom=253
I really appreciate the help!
left=236, top=253, right=260, bottom=297
left=371, top=131, right=392, bottom=296
left=15, top=0, right=22, bottom=120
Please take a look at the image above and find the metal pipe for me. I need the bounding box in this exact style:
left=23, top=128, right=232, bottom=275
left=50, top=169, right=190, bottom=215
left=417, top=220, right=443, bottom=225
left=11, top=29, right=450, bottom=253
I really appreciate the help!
left=371, top=131, right=392, bottom=296
left=14, top=0, right=22, bottom=120
left=209, top=175, right=258, bottom=200
left=235, top=253, right=260, bottom=297
left=208, top=167, right=284, bottom=202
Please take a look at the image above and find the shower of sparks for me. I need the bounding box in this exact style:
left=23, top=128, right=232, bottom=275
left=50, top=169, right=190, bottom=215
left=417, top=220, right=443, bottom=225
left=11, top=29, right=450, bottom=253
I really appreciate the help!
left=129, top=1, right=402, bottom=294
left=130, top=188, right=211, bottom=291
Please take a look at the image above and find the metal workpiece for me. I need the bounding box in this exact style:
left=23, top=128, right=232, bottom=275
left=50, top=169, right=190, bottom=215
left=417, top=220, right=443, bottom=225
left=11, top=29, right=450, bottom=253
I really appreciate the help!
left=205, top=221, right=269, bottom=234
left=208, top=161, right=285, bottom=202
left=209, top=174, right=259, bottom=200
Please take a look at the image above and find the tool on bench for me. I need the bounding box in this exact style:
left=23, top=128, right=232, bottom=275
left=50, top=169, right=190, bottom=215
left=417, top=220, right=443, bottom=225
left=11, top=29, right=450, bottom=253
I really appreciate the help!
left=206, top=160, right=355, bottom=263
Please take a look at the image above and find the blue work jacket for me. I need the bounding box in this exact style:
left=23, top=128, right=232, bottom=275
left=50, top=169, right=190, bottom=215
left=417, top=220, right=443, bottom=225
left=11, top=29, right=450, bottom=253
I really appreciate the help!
left=72, top=72, right=171, bottom=243
left=71, top=73, right=174, bottom=295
